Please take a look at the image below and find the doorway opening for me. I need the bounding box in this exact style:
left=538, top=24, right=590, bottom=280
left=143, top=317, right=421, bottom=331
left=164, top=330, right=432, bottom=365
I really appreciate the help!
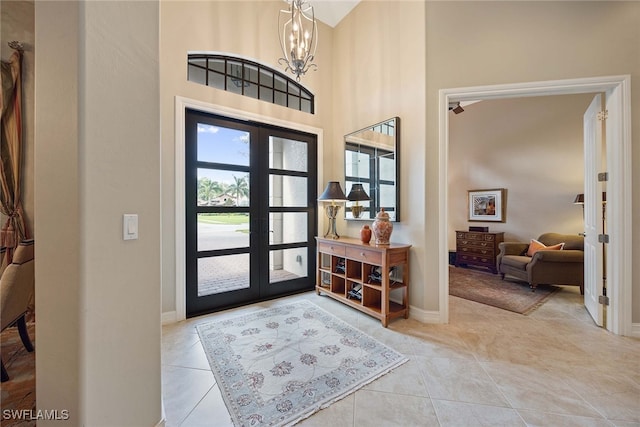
left=439, top=75, right=632, bottom=336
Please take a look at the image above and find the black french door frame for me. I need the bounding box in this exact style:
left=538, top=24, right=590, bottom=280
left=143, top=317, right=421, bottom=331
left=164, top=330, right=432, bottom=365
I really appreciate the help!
left=185, top=109, right=318, bottom=317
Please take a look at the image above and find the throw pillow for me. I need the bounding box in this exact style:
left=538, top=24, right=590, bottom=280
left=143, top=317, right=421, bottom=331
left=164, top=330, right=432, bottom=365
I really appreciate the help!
left=526, top=239, right=565, bottom=257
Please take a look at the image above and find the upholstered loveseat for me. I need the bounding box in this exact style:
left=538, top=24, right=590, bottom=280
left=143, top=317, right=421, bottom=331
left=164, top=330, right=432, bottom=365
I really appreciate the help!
left=497, top=232, right=584, bottom=294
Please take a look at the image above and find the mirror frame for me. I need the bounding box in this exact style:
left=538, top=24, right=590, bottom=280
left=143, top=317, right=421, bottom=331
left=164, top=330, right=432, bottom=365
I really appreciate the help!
left=344, top=117, right=400, bottom=222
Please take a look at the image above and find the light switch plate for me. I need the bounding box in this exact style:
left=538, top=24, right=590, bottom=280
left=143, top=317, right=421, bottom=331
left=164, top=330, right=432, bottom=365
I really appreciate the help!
left=123, top=214, right=138, bottom=240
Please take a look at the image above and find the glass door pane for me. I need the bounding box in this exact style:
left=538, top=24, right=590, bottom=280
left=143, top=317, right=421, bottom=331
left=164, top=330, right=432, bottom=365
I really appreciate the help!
left=197, top=124, right=250, bottom=165
left=267, top=134, right=314, bottom=288
left=197, top=213, right=250, bottom=251
left=269, top=137, right=307, bottom=171
left=269, top=212, right=307, bottom=245
left=269, top=248, right=307, bottom=284
left=197, top=211, right=250, bottom=297
left=198, top=253, right=250, bottom=296
left=197, top=169, right=250, bottom=207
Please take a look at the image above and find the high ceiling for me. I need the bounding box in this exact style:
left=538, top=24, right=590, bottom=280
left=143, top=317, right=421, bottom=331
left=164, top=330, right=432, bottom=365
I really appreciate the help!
left=303, top=0, right=361, bottom=28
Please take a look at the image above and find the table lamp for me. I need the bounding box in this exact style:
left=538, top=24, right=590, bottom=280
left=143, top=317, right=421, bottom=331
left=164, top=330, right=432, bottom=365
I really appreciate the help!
left=318, top=181, right=347, bottom=239
left=347, top=183, right=371, bottom=219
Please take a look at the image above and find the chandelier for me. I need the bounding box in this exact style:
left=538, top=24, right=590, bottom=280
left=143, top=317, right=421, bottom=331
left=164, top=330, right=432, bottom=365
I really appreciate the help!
left=278, top=0, right=318, bottom=81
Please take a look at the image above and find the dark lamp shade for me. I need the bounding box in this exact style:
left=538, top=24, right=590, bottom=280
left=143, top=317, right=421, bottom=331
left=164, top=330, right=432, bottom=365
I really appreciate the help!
left=347, top=183, right=371, bottom=201
left=318, top=181, right=347, bottom=202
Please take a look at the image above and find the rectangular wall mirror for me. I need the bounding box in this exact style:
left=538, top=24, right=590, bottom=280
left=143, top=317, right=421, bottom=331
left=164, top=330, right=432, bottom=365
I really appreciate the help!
left=344, top=117, right=399, bottom=221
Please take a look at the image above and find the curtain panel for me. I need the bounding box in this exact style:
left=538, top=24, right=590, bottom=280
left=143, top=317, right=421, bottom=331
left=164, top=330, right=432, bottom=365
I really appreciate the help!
left=0, top=48, right=29, bottom=264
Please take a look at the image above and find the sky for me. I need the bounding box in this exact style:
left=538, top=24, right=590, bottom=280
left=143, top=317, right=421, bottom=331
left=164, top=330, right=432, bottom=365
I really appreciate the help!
left=197, top=123, right=250, bottom=185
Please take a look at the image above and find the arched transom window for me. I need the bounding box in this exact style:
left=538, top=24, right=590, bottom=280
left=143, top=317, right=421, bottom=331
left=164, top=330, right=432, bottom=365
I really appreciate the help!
left=187, top=54, right=315, bottom=114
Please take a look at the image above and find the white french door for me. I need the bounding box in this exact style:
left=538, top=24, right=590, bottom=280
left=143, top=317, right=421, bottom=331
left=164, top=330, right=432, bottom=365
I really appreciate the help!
left=583, top=94, right=605, bottom=326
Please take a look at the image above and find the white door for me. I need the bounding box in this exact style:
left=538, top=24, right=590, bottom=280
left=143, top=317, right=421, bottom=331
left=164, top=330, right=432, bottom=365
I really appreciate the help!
left=583, top=94, right=605, bottom=326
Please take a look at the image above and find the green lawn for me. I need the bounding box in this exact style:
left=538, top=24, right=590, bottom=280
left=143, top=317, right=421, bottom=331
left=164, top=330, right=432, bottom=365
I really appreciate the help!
left=197, top=214, right=250, bottom=225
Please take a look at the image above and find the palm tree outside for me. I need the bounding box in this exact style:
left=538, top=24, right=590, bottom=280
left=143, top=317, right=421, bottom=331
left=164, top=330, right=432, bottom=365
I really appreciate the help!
left=198, top=177, right=230, bottom=206
left=228, top=175, right=249, bottom=206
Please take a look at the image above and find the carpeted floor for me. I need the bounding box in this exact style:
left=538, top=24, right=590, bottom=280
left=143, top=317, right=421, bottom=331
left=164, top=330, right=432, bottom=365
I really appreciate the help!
left=0, top=322, right=36, bottom=427
left=449, top=266, right=560, bottom=315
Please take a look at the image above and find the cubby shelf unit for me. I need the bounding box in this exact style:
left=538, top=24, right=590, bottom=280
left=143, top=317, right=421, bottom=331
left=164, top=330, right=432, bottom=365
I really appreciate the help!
left=315, top=236, right=411, bottom=327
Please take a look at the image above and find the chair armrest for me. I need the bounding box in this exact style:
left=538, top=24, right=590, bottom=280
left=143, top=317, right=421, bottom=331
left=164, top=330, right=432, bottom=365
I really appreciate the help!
left=497, top=242, right=529, bottom=269
left=498, top=242, right=529, bottom=256
left=531, top=249, right=584, bottom=263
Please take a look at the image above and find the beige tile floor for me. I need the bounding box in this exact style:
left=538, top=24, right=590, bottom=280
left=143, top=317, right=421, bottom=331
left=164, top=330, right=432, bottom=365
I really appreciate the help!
left=162, top=286, right=640, bottom=427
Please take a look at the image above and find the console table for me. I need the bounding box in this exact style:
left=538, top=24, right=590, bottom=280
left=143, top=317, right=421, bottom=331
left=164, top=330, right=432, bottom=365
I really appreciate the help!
left=455, top=230, right=504, bottom=273
left=315, top=237, right=411, bottom=327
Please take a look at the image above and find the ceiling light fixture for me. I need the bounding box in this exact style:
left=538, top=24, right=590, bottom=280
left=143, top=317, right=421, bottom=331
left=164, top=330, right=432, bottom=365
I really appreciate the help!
left=278, top=0, right=318, bottom=81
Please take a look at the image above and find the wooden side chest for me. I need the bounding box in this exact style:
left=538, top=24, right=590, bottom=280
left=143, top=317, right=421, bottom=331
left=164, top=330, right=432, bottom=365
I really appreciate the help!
left=455, top=231, right=504, bottom=273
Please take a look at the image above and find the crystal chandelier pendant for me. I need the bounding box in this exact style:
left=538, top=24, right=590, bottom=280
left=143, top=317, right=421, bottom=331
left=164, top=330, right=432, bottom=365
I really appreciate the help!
left=278, top=0, right=318, bottom=81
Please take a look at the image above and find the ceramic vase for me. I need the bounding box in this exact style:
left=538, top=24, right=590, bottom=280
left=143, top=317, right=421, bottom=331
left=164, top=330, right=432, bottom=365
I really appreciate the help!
left=372, top=208, right=393, bottom=245
left=360, top=225, right=372, bottom=244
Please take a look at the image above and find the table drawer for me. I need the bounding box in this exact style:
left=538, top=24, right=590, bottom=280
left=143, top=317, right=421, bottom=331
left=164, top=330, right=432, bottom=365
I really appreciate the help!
left=346, top=246, right=382, bottom=264
left=457, top=253, right=494, bottom=265
left=457, top=232, right=497, bottom=242
left=457, top=239, right=494, bottom=249
left=457, top=232, right=483, bottom=241
left=318, top=242, right=346, bottom=257
left=458, top=246, right=495, bottom=256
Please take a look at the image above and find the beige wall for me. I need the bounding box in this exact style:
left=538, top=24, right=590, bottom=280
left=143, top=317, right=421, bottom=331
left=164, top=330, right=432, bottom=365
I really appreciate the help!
left=34, top=2, right=81, bottom=422
left=1, top=0, right=34, bottom=235
left=35, top=1, right=162, bottom=425
left=332, top=0, right=428, bottom=311
left=425, top=1, right=639, bottom=320
left=159, top=1, right=335, bottom=313
left=448, top=94, right=595, bottom=247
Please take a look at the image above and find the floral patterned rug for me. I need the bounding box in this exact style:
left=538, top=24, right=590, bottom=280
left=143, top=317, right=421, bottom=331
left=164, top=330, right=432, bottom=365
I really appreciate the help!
left=196, top=300, right=408, bottom=426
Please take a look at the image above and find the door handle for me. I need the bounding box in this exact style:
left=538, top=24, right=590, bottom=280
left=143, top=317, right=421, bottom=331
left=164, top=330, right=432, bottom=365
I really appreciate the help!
left=579, top=232, right=586, bottom=237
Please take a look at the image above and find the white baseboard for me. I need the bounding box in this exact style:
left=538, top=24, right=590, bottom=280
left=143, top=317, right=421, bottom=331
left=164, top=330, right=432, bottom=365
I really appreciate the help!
left=408, top=305, right=442, bottom=324
left=162, top=311, right=177, bottom=325
left=155, top=400, right=166, bottom=427
left=630, top=322, right=640, bottom=338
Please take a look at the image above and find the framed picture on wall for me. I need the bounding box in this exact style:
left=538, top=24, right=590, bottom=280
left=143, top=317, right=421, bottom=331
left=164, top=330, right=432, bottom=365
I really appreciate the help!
left=468, top=188, right=506, bottom=222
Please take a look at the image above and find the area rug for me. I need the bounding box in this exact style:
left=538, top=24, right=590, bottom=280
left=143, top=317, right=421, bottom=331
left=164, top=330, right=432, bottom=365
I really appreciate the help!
left=449, top=266, right=559, bottom=315
left=196, top=300, right=408, bottom=426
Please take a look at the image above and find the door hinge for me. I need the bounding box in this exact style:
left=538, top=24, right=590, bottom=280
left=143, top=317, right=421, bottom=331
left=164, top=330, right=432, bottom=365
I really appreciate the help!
left=599, top=295, right=610, bottom=306
left=598, top=234, right=610, bottom=243
left=597, top=110, right=608, bottom=121
left=598, top=172, right=609, bottom=182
